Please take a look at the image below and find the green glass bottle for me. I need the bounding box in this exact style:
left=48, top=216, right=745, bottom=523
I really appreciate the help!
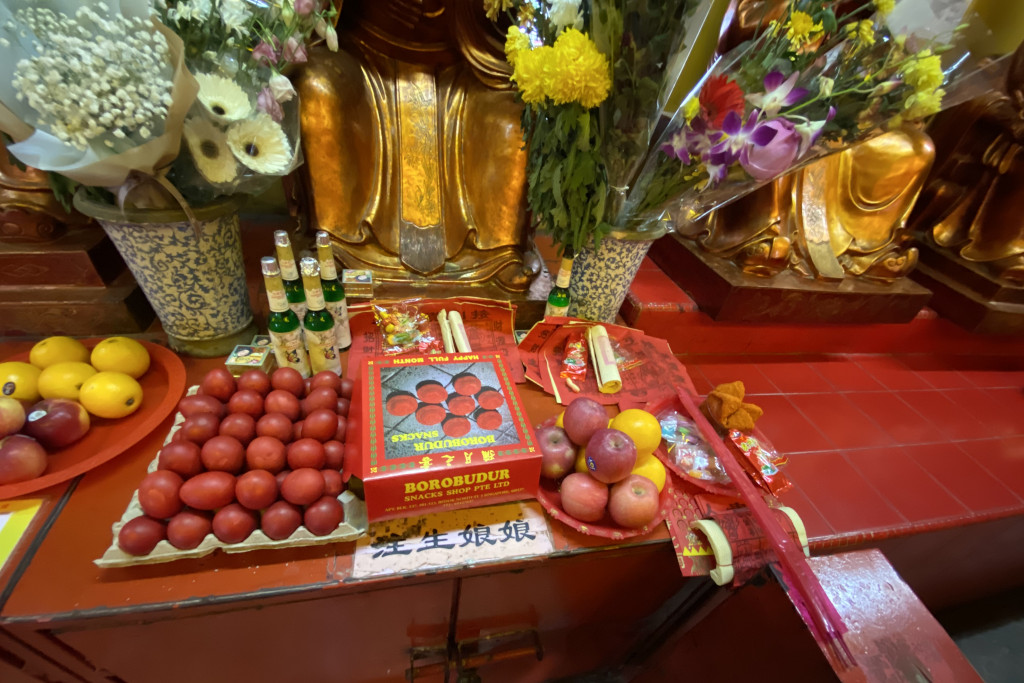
left=545, top=254, right=573, bottom=317
left=299, top=257, right=342, bottom=375
left=274, top=230, right=307, bottom=321
left=315, top=231, right=352, bottom=351
left=261, top=257, right=311, bottom=378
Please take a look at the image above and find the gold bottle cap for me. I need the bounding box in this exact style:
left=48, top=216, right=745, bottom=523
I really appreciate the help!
left=260, top=256, right=281, bottom=277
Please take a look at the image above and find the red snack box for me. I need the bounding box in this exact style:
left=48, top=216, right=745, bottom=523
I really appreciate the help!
left=345, top=352, right=541, bottom=522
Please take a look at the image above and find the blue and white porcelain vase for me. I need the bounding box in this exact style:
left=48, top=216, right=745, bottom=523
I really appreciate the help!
left=567, top=221, right=668, bottom=323
left=73, top=194, right=256, bottom=357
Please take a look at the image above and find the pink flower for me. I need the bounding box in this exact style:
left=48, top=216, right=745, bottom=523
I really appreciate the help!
left=739, top=118, right=802, bottom=182
left=252, top=40, right=277, bottom=65
left=257, top=87, right=284, bottom=122
left=294, top=0, right=317, bottom=15
left=282, top=35, right=308, bottom=64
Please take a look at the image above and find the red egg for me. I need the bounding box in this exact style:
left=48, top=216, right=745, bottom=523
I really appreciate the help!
left=264, top=389, right=301, bottom=422
left=137, top=470, right=184, bottom=519
left=323, top=440, right=345, bottom=470
left=166, top=510, right=212, bottom=550
left=199, top=368, right=236, bottom=402
left=118, top=516, right=166, bottom=556
left=179, top=413, right=220, bottom=446
left=310, top=371, right=342, bottom=394
left=200, top=435, right=245, bottom=473
left=212, top=504, right=257, bottom=544
left=261, top=500, right=302, bottom=540
left=271, top=367, right=305, bottom=398
left=287, top=437, right=326, bottom=470
left=218, top=412, right=257, bottom=446
left=245, top=435, right=286, bottom=473
left=303, top=409, right=339, bottom=442
left=303, top=496, right=344, bottom=536
left=237, top=369, right=271, bottom=396
left=157, top=440, right=203, bottom=479
left=256, top=412, right=294, bottom=443
left=177, top=394, right=225, bottom=419
left=321, top=469, right=344, bottom=497
left=339, top=377, right=354, bottom=400
left=227, top=389, right=264, bottom=419
left=235, top=469, right=279, bottom=510
left=281, top=468, right=325, bottom=506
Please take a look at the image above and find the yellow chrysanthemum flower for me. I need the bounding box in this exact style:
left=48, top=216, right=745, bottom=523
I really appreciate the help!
left=786, top=11, right=823, bottom=49
left=904, top=49, right=945, bottom=94
left=875, top=0, right=895, bottom=17
left=513, top=45, right=556, bottom=105
left=517, top=3, right=535, bottom=25
left=505, top=25, right=531, bottom=67
left=547, top=28, right=611, bottom=109
left=846, top=19, right=876, bottom=48
left=483, top=0, right=514, bottom=22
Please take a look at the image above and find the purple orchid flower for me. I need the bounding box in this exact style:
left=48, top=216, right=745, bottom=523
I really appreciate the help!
left=709, top=109, right=763, bottom=164
left=739, top=118, right=803, bottom=181
left=746, top=71, right=809, bottom=117
left=794, top=106, right=836, bottom=157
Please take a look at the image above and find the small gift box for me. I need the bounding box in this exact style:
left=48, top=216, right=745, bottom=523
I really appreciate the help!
left=342, top=269, right=374, bottom=298
left=225, top=345, right=275, bottom=376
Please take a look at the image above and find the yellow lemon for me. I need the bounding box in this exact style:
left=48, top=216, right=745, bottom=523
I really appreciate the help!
left=609, top=409, right=663, bottom=456
left=79, top=372, right=143, bottom=418
left=90, top=337, right=150, bottom=379
left=556, top=411, right=564, bottom=428
left=0, top=361, right=41, bottom=403
left=29, top=336, right=90, bottom=369
left=631, top=453, right=667, bottom=492
left=574, top=447, right=588, bottom=474
left=38, top=362, right=97, bottom=401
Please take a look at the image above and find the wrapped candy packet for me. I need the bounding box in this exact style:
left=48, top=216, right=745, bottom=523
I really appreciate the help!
left=728, top=430, right=791, bottom=496
left=372, top=300, right=443, bottom=356
left=658, top=409, right=730, bottom=486
left=560, top=328, right=588, bottom=393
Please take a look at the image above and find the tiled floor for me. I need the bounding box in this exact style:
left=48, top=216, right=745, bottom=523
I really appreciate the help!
left=685, top=353, right=1024, bottom=544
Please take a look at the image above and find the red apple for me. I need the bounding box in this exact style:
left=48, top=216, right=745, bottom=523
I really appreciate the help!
left=0, top=396, right=26, bottom=437
left=559, top=472, right=608, bottom=523
left=584, top=428, right=637, bottom=484
left=608, top=475, right=660, bottom=529
left=562, top=397, right=608, bottom=447
left=0, top=434, right=48, bottom=484
left=21, top=399, right=90, bottom=450
left=536, top=425, right=577, bottom=481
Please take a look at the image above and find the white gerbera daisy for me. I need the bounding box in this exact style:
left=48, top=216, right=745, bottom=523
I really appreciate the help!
left=194, top=72, right=251, bottom=122
left=183, top=117, right=237, bottom=184
left=227, top=113, right=293, bottom=174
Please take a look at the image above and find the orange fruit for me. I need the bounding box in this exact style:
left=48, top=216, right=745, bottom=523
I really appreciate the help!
left=631, top=453, right=667, bottom=492
left=609, top=409, right=662, bottom=456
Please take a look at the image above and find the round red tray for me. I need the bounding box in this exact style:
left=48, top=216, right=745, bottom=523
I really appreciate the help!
left=535, top=471, right=675, bottom=541
left=0, top=340, right=187, bottom=499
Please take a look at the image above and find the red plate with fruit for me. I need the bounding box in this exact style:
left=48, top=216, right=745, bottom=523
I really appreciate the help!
left=0, top=340, right=186, bottom=500
left=95, top=368, right=367, bottom=566
left=536, top=472, right=674, bottom=541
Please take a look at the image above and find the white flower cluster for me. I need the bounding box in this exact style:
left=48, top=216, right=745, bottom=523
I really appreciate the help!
left=10, top=4, right=174, bottom=151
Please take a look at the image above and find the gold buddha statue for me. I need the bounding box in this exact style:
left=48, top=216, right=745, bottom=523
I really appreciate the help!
left=295, top=0, right=538, bottom=291
left=679, top=0, right=934, bottom=283
left=907, top=43, right=1024, bottom=283
left=0, top=152, right=85, bottom=241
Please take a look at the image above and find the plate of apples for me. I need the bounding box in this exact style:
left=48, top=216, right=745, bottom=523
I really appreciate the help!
left=534, top=397, right=675, bottom=540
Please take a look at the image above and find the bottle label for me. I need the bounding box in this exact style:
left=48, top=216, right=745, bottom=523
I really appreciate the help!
left=305, top=327, right=342, bottom=374
left=545, top=301, right=569, bottom=317
left=555, top=261, right=572, bottom=288
left=267, top=289, right=289, bottom=312
left=325, top=299, right=352, bottom=349
left=279, top=257, right=299, bottom=281
left=269, top=328, right=311, bottom=378
left=319, top=257, right=338, bottom=280
left=306, top=289, right=326, bottom=310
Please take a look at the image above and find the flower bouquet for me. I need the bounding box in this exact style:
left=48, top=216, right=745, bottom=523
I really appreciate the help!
left=492, top=0, right=1006, bottom=321
left=0, top=0, right=338, bottom=355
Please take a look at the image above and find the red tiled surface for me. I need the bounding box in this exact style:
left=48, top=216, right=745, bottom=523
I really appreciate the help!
left=678, top=352, right=1024, bottom=545
left=844, top=447, right=969, bottom=523
left=781, top=451, right=905, bottom=534
left=788, top=393, right=895, bottom=450
left=903, top=442, right=1021, bottom=513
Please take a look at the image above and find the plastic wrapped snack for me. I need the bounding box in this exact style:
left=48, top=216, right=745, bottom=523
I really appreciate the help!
left=728, top=430, right=791, bottom=496
left=658, top=409, right=730, bottom=485
left=560, top=328, right=588, bottom=393
left=373, top=300, right=442, bottom=356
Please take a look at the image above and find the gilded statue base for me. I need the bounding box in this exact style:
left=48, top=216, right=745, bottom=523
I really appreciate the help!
left=912, top=237, right=1024, bottom=335
left=652, top=232, right=932, bottom=325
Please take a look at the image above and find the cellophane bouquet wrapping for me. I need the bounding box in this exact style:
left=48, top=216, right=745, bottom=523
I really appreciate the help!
left=0, top=0, right=338, bottom=209
left=153, top=0, right=338, bottom=205
left=619, top=0, right=1009, bottom=225
left=492, top=0, right=1009, bottom=253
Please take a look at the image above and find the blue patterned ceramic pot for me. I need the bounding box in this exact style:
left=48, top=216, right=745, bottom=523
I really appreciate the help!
left=73, top=194, right=255, bottom=356
left=568, top=221, right=668, bottom=323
